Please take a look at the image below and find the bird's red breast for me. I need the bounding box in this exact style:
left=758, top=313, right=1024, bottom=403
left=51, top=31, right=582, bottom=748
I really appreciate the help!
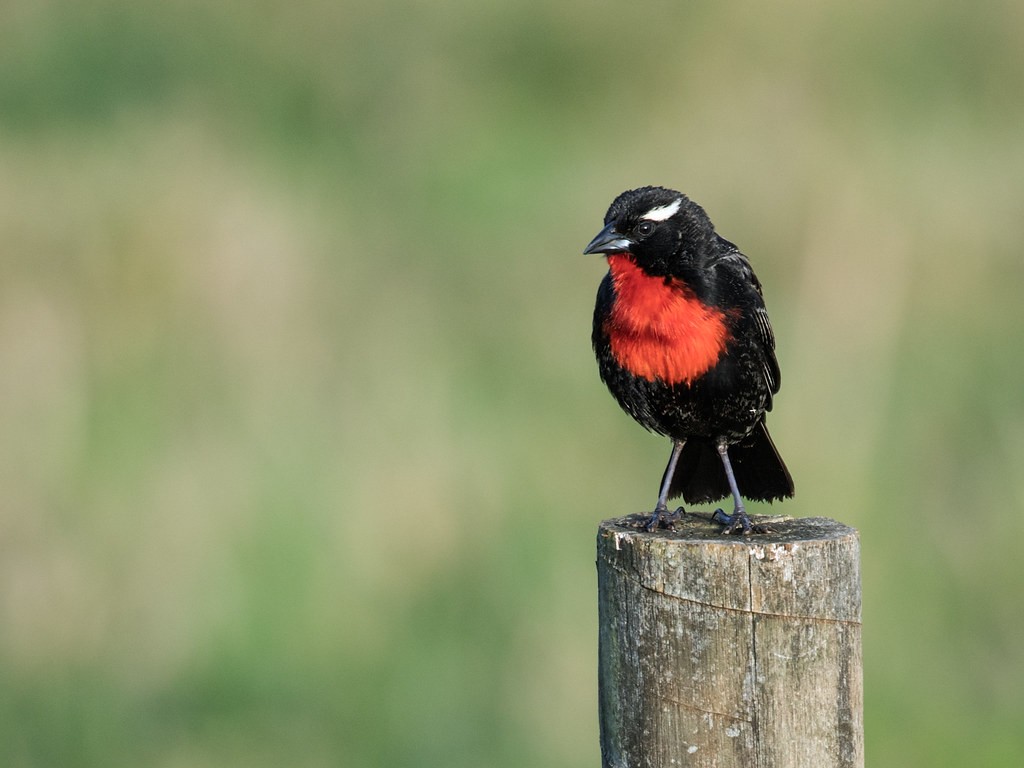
left=604, top=254, right=731, bottom=386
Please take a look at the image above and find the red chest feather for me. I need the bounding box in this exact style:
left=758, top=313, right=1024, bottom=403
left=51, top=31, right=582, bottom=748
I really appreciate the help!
left=604, top=254, right=730, bottom=385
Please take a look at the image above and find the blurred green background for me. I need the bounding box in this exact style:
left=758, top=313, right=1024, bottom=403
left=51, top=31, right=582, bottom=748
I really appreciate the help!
left=1, top=0, right=1023, bottom=765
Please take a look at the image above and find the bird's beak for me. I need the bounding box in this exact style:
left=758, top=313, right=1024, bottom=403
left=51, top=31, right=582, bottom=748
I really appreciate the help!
left=583, top=222, right=633, bottom=255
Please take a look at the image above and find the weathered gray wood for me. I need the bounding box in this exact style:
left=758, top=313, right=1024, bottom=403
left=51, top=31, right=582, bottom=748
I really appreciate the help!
left=597, top=514, right=862, bottom=768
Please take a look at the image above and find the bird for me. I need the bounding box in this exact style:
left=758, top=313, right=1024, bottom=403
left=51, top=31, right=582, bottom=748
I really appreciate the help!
left=584, top=186, right=794, bottom=534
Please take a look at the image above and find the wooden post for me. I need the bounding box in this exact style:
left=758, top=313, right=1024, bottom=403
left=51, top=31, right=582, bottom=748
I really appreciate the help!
left=597, top=514, right=862, bottom=768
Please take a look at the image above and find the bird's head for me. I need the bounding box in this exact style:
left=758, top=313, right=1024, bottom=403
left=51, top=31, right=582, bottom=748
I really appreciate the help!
left=583, top=186, right=713, bottom=276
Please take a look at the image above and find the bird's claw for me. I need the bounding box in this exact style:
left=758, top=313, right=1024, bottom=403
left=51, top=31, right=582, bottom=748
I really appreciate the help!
left=712, top=508, right=771, bottom=535
left=644, top=505, right=685, bottom=532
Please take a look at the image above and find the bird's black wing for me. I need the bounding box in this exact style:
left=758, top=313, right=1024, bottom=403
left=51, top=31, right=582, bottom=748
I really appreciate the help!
left=715, top=239, right=782, bottom=405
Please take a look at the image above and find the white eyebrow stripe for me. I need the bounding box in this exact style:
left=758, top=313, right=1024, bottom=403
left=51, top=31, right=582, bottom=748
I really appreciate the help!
left=640, top=197, right=682, bottom=221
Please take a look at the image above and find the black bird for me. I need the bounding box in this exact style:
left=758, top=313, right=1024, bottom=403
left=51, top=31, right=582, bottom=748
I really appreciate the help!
left=585, top=186, right=794, bottom=533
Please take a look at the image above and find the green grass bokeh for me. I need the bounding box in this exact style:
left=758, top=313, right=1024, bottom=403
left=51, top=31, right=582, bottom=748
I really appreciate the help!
left=1, top=1, right=1023, bottom=766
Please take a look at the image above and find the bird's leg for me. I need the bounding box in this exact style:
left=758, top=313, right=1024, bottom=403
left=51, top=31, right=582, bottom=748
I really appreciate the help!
left=711, top=441, right=769, bottom=535
left=645, top=440, right=685, bottom=531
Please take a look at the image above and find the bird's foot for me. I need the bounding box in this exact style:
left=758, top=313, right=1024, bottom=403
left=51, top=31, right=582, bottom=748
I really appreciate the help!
left=712, top=508, right=771, bottom=535
left=644, top=505, right=685, bottom=532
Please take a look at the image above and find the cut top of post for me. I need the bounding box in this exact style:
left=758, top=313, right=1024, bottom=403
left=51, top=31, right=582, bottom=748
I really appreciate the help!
left=597, top=514, right=861, bottom=623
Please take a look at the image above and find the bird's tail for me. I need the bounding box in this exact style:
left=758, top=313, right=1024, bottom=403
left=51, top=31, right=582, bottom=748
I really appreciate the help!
left=664, top=421, right=795, bottom=505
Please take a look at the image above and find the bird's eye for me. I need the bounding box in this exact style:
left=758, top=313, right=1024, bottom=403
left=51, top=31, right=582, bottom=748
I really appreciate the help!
left=635, top=221, right=655, bottom=237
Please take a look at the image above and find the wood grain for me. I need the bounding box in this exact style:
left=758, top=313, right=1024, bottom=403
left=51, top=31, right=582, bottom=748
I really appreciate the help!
left=597, top=514, right=862, bottom=768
